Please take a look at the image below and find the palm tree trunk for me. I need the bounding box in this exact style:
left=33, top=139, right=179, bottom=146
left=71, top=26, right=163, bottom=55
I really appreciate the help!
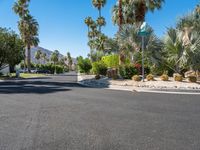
left=99, top=8, right=102, bottom=32
left=26, top=45, right=31, bottom=73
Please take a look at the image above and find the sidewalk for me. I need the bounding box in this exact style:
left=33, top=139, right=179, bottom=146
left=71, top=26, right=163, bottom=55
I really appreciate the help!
left=78, top=74, right=200, bottom=94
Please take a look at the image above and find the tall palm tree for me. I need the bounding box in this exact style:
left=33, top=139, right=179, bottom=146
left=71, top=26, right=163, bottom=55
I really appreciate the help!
left=13, top=0, right=30, bottom=69
left=96, top=16, right=106, bottom=30
left=13, top=0, right=30, bottom=17
left=92, top=0, right=106, bottom=31
left=18, top=14, right=39, bottom=72
left=113, top=0, right=164, bottom=26
left=84, top=17, right=93, bottom=33
left=13, top=0, right=39, bottom=72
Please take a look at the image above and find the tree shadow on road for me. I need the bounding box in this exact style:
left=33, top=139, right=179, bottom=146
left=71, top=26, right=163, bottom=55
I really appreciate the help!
left=0, top=80, right=87, bottom=94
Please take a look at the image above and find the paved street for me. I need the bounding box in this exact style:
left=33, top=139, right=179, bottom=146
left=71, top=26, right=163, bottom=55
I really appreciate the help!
left=0, top=72, right=200, bottom=150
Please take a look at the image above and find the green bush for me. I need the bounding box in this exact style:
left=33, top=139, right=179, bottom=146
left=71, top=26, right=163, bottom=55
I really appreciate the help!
left=119, top=65, right=138, bottom=79
left=77, top=58, right=92, bottom=74
left=92, top=61, right=107, bottom=76
left=102, top=55, right=119, bottom=68
left=102, top=54, right=131, bottom=68
left=36, top=64, right=64, bottom=74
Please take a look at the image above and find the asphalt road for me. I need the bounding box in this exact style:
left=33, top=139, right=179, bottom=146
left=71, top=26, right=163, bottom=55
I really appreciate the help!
left=0, top=72, right=200, bottom=150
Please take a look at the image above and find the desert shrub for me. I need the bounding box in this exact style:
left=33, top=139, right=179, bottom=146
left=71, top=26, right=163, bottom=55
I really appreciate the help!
left=160, top=74, right=169, bottom=81
left=188, top=75, right=197, bottom=83
left=146, top=74, right=154, bottom=81
left=77, top=58, right=92, bottom=74
left=119, top=65, right=138, bottom=79
left=132, top=75, right=141, bottom=81
left=92, top=61, right=107, bottom=76
left=174, top=73, right=183, bottom=82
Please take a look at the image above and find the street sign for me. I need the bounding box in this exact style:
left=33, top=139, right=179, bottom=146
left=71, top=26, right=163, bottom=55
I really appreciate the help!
left=138, top=22, right=149, bottom=36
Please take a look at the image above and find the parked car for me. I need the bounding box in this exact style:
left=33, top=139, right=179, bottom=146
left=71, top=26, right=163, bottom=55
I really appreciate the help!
left=35, top=70, right=51, bottom=74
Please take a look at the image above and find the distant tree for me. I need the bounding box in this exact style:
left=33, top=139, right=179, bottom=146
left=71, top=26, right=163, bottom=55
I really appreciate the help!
left=51, top=50, right=59, bottom=74
left=92, top=0, right=107, bottom=32
left=66, top=52, right=73, bottom=70
left=35, top=50, right=42, bottom=64
left=41, top=52, right=47, bottom=64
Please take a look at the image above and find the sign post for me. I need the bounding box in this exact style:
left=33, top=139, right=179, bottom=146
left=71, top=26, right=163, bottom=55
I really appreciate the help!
left=138, top=22, right=148, bottom=82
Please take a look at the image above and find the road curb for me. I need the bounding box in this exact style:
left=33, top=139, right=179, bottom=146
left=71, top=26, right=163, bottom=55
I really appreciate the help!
left=78, top=81, right=200, bottom=95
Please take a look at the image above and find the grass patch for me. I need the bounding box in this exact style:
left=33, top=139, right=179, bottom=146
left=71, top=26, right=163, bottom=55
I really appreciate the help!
left=0, top=73, right=46, bottom=80
left=13, top=73, right=46, bottom=78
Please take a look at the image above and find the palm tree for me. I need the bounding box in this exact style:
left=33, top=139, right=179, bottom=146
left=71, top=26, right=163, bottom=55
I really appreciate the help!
left=96, top=17, right=106, bottom=30
left=66, top=52, right=73, bottom=70
left=18, top=14, right=39, bottom=72
left=13, top=0, right=30, bottom=17
left=113, top=0, right=164, bottom=26
left=117, top=24, right=163, bottom=66
left=35, top=50, right=42, bottom=64
left=13, top=0, right=39, bottom=72
left=92, top=0, right=107, bottom=31
left=84, top=17, right=93, bottom=33
left=51, top=50, right=59, bottom=74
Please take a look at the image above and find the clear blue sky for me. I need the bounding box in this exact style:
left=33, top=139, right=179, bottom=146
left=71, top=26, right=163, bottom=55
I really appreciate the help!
left=0, top=0, right=199, bottom=58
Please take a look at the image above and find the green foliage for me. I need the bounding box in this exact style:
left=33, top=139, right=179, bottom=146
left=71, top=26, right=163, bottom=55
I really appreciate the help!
left=36, top=64, right=64, bottom=74
left=77, top=57, right=92, bottom=74
left=92, top=61, right=107, bottom=76
left=119, top=65, right=138, bottom=79
left=102, top=54, right=119, bottom=68
left=0, top=28, right=24, bottom=68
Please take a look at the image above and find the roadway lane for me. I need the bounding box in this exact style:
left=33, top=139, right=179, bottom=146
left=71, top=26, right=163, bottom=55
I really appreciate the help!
left=0, top=72, right=200, bottom=150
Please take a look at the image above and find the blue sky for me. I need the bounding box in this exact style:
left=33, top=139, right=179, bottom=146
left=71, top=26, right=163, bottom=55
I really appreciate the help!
left=0, top=0, right=199, bottom=57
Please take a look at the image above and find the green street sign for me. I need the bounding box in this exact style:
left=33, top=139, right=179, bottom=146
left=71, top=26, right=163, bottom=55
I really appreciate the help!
left=138, top=22, right=149, bottom=36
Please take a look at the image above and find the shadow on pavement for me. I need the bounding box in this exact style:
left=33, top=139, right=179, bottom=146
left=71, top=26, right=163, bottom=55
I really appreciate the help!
left=0, top=80, right=86, bottom=94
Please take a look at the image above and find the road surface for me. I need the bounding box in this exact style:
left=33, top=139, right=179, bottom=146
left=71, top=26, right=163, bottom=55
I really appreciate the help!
left=0, top=72, right=200, bottom=150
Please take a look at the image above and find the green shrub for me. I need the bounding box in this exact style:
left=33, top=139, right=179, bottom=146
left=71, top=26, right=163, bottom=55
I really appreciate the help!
left=77, top=58, right=92, bottom=74
left=102, top=55, right=119, bottom=68
left=37, top=64, right=64, bottom=74
left=92, top=61, right=107, bottom=76
left=102, top=54, right=131, bottom=68
left=146, top=74, right=154, bottom=81
left=188, top=75, right=197, bottom=83
left=132, top=75, right=141, bottom=81
left=160, top=74, right=169, bottom=81
left=119, top=65, right=138, bottom=79
left=174, top=73, right=183, bottom=82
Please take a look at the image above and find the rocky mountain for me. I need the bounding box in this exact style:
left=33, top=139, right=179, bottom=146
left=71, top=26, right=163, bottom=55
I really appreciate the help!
left=30, top=46, right=77, bottom=64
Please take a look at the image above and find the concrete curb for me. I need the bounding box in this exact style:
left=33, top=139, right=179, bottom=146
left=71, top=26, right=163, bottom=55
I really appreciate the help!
left=77, top=79, right=200, bottom=95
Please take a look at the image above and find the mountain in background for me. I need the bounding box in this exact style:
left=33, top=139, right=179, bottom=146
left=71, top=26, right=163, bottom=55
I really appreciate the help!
left=30, top=46, right=77, bottom=64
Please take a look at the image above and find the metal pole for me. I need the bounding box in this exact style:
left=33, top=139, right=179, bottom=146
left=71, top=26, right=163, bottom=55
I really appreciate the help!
left=142, top=36, right=145, bottom=82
